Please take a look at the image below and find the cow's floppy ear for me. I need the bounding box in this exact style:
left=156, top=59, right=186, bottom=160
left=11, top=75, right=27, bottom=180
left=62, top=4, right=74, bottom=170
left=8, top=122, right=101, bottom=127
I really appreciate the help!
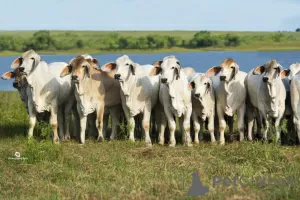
left=280, top=69, right=290, bottom=78
left=92, top=58, right=99, bottom=66
left=101, top=62, right=117, bottom=72
left=11, top=57, right=23, bottom=69
left=84, top=64, right=90, bottom=78
left=253, top=66, right=265, bottom=75
left=130, top=63, right=136, bottom=75
left=175, top=61, right=181, bottom=80
left=152, top=60, right=163, bottom=68
left=1, top=71, right=16, bottom=80
left=233, top=63, right=239, bottom=76
left=205, top=66, right=222, bottom=77
left=149, top=67, right=162, bottom=76
left=60, top=64, right=72, bottom=77
left=188, top=81, right=195, bottom=90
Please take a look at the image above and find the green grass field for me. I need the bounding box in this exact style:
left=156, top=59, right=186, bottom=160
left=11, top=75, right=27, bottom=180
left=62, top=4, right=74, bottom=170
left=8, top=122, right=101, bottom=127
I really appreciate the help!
left=1, top=30, right=300, bottom=56
left=1, top=91, right=300, bottom=199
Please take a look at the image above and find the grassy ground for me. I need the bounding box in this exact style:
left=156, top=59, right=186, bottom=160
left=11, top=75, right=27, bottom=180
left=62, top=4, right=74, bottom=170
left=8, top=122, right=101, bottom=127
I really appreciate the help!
left=1, top=91, right=300, bottom=199
left=1, top=30, right=300, bottom=56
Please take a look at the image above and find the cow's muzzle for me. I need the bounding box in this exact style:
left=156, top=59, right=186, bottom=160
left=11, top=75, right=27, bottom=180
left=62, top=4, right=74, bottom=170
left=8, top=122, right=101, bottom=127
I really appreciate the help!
left=263, top=76, right=269, bottom=83
left=220, top=76, right=226, bottom=81
left=13, top=82, right=19, bottom=89
left=161, top=78, right=167, bottom=83
left=114, top=74, right=121, bottom=80
left=71, top=75, right=79, bottom=83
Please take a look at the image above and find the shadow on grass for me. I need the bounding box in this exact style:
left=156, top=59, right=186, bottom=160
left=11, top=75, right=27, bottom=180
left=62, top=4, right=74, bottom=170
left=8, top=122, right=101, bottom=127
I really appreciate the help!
left=0, top=123, right=28, bottom=138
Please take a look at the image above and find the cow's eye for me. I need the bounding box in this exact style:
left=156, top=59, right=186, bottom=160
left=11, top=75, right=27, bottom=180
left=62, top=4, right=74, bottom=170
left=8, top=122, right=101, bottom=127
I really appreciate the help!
left=125, top=63, right=129, bottom=66
left=171, top=67, right=175, bottom=69
left=30, top=57, right=34, bottom=60
left=82, top=65, right=86, bottom=68
left=204, top=83, right=207, bottom=85
left=231, top=66, right=235, bottom=69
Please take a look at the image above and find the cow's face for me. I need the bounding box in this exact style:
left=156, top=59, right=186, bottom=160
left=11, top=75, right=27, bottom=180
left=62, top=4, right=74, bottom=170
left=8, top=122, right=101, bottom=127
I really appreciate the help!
left=205, top=58, right=239, bottom=83
left=218, top=58, right=239, bottom=82
left=11, top=50, right=41, bottom=76
left=254, top=60, right=282, bottom=84
left=113, top=55, right=136, bottom=82
left=60, top=56, right=91, bottom=83
left=253, top=60, right=283, bottom=117
left=189, top=74, right=212, bottom=101
left=153, top=56, right=180, bottom=85
left=1, top=68, right=28, bottom=105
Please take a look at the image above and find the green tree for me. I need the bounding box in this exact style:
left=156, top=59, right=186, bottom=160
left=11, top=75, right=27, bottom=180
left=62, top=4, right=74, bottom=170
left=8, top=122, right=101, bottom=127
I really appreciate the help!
left=224, top=34, right=240, bottom=46
left=24, top=30, right=55, bottom=50
left=189, top=31, right=218, bottom=48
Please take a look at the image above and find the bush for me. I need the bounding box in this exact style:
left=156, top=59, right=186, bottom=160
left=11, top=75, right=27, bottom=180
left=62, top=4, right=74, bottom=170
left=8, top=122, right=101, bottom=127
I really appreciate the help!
left=24, top=30, right=55, bottom=50
left=224, top=34, right=240, bottom=46
left=189, top=31, right=219, bottom=48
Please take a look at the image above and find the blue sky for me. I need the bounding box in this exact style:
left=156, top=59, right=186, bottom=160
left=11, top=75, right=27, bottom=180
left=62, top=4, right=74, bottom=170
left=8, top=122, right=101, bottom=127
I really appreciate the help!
left=1, top=0, right=300, bottom=31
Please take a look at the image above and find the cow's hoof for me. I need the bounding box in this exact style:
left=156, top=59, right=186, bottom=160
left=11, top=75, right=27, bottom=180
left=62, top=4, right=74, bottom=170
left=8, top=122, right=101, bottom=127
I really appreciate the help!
left=194, top=140, right=199, bottom=144
left=53, top=138, right=60, bottom=144
left=64, top=135, right=71, bottom=141
left=145, top=142, right=152, bottom=147
left=220, top=141, right=225, bottom=145
left=169, top=143, right=176, bottom=147
left=158, top=139, right=165, bottom=145
left=186, top=143, right=193, bottom=147
left=97, top=136, right=104, bottom=142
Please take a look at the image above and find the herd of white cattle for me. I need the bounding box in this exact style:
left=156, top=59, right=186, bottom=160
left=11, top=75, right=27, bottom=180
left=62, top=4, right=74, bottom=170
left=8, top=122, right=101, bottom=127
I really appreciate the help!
left=2, top=49, right=300, bottom=147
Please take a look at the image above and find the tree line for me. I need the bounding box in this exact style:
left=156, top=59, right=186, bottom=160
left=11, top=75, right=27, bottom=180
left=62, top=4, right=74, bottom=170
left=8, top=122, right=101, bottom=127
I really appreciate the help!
left=0, top=30, right=297, bottom=52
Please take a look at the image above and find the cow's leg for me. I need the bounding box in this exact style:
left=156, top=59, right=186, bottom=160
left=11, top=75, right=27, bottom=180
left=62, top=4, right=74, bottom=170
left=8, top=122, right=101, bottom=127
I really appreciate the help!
left=159, top=110, right=167, bottom=145
left=237, top=103, right=245, bottom=142
left=217, top=104, right=226, bottom=145
left=262, top=117, right=269, bottom=142
left=96, top=104, right=105, bottom=142
left=247, top=106, right=255, bottom=141
left=275, top=115, right=283, bottom=144
left=164, top=108, right=176, bottom=147
left=192, top=112, right=200, bottom=144
left=142, top=101, right=152, bottom=146
left=27, top=102, right=36, bottom=139
left=227, top=116, right=234, bottom=134
left=208, top=114, right=216, bottom=143
left=123, top=107, right=135, bottom=141
left=57, top=105, right=64, bottom=141
left=79, top=115, right=87, bottom=144
left=183, top=107, right=192, bottom=147
left=103, top=112, right=109, bottom=139
left=294, top=116, right=300, bottom=144
left=50, top=103, right=59, bottom=144
left=63, top=100, right=73, bottom=141
left=110, top=106, right=121, bottom=140
left=77, top=104, right=87, bottom=144
left=72, top=104, right=80, bottom=140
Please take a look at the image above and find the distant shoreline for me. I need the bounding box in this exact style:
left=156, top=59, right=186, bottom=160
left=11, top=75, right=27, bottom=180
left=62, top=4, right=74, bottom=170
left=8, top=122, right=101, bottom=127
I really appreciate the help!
left=1, top=46, right=300, bottom=57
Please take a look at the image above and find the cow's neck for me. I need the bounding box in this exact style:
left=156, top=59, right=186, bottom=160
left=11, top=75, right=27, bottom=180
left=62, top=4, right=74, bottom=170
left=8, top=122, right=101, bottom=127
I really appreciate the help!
left=120, top=74, right=140, bottom=114
left=75, top=68, right=102, bottom=116
left=168, top=79, right=185, bottom=117
left=221, top=79, right=236, bottom=116
left=26, top=61, right=55, bottom=112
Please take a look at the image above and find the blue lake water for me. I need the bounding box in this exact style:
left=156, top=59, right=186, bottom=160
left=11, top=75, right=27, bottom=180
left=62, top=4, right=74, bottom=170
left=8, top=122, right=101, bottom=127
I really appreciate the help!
left=0, top=51, right=299, bottom=91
